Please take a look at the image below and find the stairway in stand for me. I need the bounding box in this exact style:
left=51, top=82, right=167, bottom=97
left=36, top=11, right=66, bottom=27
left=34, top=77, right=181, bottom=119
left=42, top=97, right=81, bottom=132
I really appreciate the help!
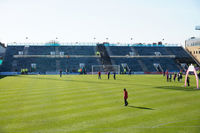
left=96, top=44, right=113, bottom=72
left=23, top=46, right=29, bottom=55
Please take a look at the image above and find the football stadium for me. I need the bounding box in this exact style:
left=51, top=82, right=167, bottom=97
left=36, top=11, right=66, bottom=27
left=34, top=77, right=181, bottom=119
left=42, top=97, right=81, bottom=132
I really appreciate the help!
left=0, top=42, right=200, bottom=133
left=1, top=0, right=200, bottom=133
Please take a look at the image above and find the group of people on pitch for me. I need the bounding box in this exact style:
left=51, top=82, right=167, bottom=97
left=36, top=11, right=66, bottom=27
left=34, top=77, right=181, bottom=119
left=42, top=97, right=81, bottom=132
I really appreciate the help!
left=164, top=70, right=191, bottom=86
left=164, top=70, right=184, bottom=82
left=98, top=71, right=116, bottom=80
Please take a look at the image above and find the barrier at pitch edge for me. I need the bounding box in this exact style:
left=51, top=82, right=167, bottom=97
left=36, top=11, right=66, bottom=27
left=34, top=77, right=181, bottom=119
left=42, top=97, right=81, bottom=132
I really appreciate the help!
left=184, top=64, right=199, bottom=89
left=0, top=72, right=20, bottom=75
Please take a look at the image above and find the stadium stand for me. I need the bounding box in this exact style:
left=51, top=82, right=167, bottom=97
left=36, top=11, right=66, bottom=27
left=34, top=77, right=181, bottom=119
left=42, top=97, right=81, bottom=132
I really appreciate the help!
left=0, top=42, right=6, bottom=66
left=106, top=46, right=132, bottom=56
left=0, top=43, right=197, bottom=74
left=0, top=42, right=6, bottom=56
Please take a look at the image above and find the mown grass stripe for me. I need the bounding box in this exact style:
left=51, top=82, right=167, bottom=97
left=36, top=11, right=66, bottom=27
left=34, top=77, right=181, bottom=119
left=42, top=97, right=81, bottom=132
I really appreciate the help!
left=0, top=75, right=200, bottom=133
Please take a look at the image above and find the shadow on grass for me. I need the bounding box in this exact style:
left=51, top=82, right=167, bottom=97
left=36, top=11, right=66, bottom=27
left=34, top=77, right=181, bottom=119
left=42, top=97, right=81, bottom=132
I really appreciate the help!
left=17, top=75, right=151, bottom=86
left=0, top=75, right=7, bottom=79
left=17, top=75, right=121, bottom=85
left=155, top=86, right=200, bottom=91
left=0, top=75, right=19, bottom=80
left=128, top=105, right=154, bottom=110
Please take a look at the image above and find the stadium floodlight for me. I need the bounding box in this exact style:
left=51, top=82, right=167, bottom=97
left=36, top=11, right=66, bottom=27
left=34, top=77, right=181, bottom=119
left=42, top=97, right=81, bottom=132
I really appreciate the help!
left=195, top=26, right=200, bottom=30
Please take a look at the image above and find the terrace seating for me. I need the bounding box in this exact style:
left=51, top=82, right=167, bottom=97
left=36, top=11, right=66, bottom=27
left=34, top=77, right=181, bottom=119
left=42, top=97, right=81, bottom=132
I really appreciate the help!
left=133, top=47, right=170, bottom=56
left=165, top=47, right=191, bottom=58
left=107, top=46, right=132, bottom=56
left=58, top=46, right=96, bottom=55
left=107, top=46, right=193, bottom=72
left=111, top=57, right=143, bottom=72
left=111, top=57, right=180, bottom=72
left=0, top=46, right=98, bottom=72
left=138, top=57, right=180, bottom=72
left=0, top=45, right=196, bottom=73
left=28, top=46, right=55, bottom=55
left=28, top=46, right=96, bottom=55
left=1, top=57, right=100, bottom=73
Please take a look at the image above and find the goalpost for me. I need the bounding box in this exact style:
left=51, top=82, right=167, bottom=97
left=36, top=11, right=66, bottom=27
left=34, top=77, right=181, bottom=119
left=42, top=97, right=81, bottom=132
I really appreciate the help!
left=92, top=65, right=120, bottom=75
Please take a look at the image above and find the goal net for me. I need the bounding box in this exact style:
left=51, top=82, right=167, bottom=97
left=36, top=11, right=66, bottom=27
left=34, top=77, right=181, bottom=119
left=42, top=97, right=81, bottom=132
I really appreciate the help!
left=92, top=65, right=120, bottom=74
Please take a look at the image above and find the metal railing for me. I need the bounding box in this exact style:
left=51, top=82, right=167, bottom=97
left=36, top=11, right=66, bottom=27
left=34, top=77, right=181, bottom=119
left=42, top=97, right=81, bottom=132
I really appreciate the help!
left=7, top=42, right=180, bottom=47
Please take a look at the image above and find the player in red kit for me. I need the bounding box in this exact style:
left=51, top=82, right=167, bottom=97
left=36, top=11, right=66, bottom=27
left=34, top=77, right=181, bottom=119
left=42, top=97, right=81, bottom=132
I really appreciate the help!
left=124, top=88, right=128, bottom=106
left=98, top=71, right=101, bottom=79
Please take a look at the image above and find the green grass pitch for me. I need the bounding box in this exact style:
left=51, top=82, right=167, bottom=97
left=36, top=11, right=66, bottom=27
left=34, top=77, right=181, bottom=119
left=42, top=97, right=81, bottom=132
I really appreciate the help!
left=0, top=74, right=200, bottom=133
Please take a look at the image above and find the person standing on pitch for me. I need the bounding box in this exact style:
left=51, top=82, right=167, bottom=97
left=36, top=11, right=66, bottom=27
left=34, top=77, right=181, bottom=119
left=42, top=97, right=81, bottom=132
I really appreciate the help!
left=187, top=76, right=190, bottom=86
left=166, top=69, right=169, bottom=82
left=173, top=72, right=177, bottom=82
left=198, top=72, right=200, bottom=79
left=129, top=69, right=132, bottom=75
left=180, top=71, right=183, bottom=82
left=124, top=88, right=128, bottom=106
left=65, top=68, right=68, bottom=75
left=163, top=70, right=166, bottom=77
left=113, top=72, right=116, bottom=80
left=60, top=69, right=62, bottom=77
left=177, top=72, right=180, bottom=82
left=107, top=71, right=110, bottom=79
left=98, top=71, right=101, bottom=79
left=169, top=74, right=172, bottom=82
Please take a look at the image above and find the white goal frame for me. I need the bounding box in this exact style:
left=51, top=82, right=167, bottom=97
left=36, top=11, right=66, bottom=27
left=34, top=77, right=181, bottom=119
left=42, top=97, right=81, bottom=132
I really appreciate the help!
left=92, top=65, right=120, bottom=75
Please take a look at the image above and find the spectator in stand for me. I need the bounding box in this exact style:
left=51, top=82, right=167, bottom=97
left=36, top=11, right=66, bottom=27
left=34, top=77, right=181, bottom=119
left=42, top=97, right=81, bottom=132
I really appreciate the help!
left=98, top=71, right=101, bottom=79
left=124, top=88, right=128, bottom=106
left=96, top=51, right=100, bottom=56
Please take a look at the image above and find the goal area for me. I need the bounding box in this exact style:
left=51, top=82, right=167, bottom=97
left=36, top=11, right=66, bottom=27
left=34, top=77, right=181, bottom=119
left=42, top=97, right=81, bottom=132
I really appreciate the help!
left=92, top=65, right=120, bottom=74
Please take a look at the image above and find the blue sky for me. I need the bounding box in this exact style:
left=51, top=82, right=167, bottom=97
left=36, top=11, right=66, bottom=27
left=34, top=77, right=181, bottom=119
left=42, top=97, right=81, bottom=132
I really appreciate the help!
left=0, top=0, right=200, bottom=45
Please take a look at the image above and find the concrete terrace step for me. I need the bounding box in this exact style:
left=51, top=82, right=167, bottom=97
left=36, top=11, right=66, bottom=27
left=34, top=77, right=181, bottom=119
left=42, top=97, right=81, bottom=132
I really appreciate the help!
left=13, top=55, right=176, bottom=58
left=13, top=55, right=101, bottom=58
